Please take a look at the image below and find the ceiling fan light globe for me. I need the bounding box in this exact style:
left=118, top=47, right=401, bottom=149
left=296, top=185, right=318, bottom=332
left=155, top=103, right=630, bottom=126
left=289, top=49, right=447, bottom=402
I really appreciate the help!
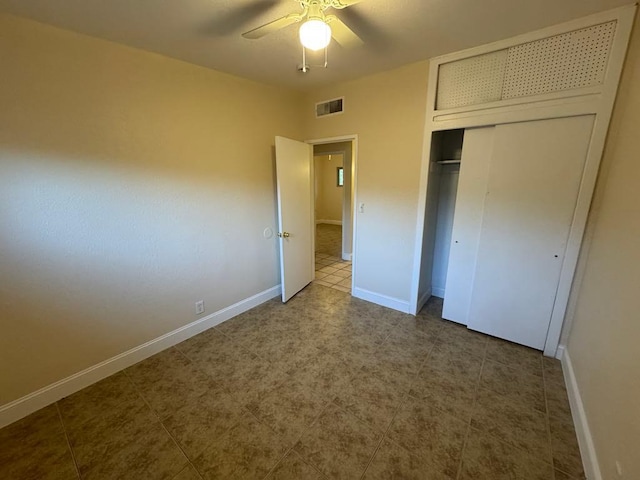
left=299, top=19, right=332, bottom=51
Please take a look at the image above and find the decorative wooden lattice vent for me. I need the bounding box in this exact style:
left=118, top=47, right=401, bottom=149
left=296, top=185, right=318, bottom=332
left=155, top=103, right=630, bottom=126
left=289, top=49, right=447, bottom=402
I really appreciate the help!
left=436, top=21, right=617, bottom=110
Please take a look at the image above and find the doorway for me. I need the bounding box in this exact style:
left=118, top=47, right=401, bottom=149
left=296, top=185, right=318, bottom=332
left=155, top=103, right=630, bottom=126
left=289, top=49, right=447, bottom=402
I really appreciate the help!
left=308, top=137, right=356, bottom=294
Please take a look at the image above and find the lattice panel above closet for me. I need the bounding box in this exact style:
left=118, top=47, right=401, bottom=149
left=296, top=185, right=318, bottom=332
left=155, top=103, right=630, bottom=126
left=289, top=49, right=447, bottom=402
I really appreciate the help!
left=503, top=22, right=616, bottom=98
left=435, top=21, right=617, bottom=110
left=436, top=50, right=507, bottom=110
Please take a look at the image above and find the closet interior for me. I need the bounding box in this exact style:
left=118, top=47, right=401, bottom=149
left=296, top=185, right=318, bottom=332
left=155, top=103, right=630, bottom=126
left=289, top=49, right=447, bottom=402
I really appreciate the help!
left=427, top=129, right=463, bottom=302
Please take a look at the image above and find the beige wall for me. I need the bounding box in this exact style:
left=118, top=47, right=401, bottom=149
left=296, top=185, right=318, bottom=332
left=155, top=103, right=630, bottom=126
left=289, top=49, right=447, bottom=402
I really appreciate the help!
left=314, top=154, right=344, bottom=222
left=0, top=14, right=304, bottom=405
left=565, top=11, right=640, bottom=479
left=304, top=62, right=430, bottom=301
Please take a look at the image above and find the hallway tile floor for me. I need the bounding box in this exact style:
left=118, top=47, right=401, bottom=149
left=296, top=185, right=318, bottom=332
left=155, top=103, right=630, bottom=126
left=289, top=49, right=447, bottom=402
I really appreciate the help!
left=0, top=287, right=584, bottom=479
left=315, top=224, right=342, bottom=259
left=314, top=223, right=351, bottom=293
left=314, top=253, right=352, bottom=293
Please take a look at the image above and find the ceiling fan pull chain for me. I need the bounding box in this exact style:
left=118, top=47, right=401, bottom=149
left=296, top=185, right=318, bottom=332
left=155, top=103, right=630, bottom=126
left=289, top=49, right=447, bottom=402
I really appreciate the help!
left=302, top=45, right=308, bottom=73
left=304, top=46, right=308, bottom=72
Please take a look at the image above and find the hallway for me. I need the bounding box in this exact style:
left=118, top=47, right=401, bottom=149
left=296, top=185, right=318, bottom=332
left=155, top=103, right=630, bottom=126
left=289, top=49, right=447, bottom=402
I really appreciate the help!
left=314, top=223, right=351, bottom=293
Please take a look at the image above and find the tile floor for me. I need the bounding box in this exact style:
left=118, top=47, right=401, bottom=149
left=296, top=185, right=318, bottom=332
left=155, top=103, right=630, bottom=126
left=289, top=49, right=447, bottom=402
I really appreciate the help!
left=0, top=287, right=585, bottom=480
left=313, top=253, right=352, bottom=293
left=315, top=223, right=351, bottom=293
left=315, top=224, right=342, bottom=259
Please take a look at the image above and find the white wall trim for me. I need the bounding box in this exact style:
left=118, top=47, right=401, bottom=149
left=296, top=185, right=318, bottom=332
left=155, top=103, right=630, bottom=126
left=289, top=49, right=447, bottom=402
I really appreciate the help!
left=342, top=253, right=352, bottom=261
left=0, top=285, right=282, bottom=429
left=431, top=287, right=445, bottom=299
left=315, top=219, right=342, bottom=225
left=416, top=288, right=432, bottom=314
left=353, top=287, right=411, bottom=314
left=561, top=347, right=602, bottom=480
left=306, top=134, right=359, bottom=145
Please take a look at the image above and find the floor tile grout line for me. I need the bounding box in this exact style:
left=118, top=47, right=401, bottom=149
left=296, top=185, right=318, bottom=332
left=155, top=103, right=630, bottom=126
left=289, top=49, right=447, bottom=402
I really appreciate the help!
left=171, top=344, right=200, bottom=365
left=259, top=444, right=328, bottom=480
left=55, top=402, right=82, bottom=480
left=274, top=398, right=335, bottom=477
left=289, top=449, right=330, bottom=480
left=122, top=369, right=205, bottom=479
left=174, top=325, right=269, bottom=387
left=472, top=345, right=560, bottom=472
left=173, top=464, right=203, bottom=480
left=259, top=445, right=295, bottom=480
left=369, top=390, right=456, bottom=477
left=57, top=371, right=174, bottom=478
left=464, top=398, right=560, bottom=471
left=454, top=349, right=487, bottom=480
left=358, top=390, right=412, bottom=480
left=56, top=371, right=140, bottom=431
left=357, top=425, right=385, bottom=479
left=542, top=354, right=560, bottom=477
left=160, top=422, right=204, bottom=480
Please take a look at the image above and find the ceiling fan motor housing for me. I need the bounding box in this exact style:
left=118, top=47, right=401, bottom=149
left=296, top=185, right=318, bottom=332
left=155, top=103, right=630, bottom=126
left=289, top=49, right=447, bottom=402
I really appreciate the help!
left=242, top=0, right=364, bottom=54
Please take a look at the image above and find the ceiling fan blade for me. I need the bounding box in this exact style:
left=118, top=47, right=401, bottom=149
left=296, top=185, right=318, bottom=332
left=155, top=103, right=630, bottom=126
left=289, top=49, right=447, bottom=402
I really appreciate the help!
left=201, top=1, right=280, bottom=36
left=328, top=0, right=364, bottom=8
left=326, top=16, right=364, bottom=48
left=339, top=7, right=389, bottom=49
left=242, top=13, right=303, bottom=39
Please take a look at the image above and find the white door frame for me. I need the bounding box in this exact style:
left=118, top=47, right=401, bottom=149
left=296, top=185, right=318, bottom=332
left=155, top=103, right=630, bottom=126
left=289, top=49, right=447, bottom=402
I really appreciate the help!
left=313, top=149, right=350, bottom=260
left=306, top=134, right=358, bottom=293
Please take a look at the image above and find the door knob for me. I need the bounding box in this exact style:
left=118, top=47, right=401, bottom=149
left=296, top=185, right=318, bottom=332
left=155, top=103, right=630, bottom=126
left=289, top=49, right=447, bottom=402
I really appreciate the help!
left=278, top=232, right=290, bottom=238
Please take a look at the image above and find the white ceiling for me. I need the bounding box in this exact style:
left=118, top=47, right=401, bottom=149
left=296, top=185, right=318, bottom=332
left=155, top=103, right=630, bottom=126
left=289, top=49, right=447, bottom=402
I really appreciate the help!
left=0, top=0, right=631, bottom=90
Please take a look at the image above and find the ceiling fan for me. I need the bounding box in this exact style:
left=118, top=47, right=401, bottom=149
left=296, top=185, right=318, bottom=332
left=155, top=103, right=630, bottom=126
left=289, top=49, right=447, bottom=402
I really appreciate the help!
left=242, top=0, right=365, bottom=51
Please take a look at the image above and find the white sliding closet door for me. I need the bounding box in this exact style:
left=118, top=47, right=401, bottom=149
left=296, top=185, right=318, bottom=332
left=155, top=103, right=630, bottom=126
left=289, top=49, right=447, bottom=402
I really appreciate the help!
left=442, top=126, right=495, bottom=325
left=467, top=115, right=595, bottom=349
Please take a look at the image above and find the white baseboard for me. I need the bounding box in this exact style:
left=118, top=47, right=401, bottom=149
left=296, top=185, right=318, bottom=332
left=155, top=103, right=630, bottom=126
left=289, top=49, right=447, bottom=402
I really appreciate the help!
left=0, top=285, right=281, bottom=429
left=561, top=347, right=602, bottom=480
left=431, top=287, right=445, bottom=298
left=342, top=252, right=352, bottom=261
left=416, top=288, right=432, bottom=314
left=316, top=219, right=342, bottom=225
left=353, top=287, right=411, bottom=314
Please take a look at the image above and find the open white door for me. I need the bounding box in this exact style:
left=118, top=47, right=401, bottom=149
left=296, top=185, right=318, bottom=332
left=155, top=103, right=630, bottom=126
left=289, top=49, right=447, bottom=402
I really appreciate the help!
left=275, top=136, right=314, bottom=302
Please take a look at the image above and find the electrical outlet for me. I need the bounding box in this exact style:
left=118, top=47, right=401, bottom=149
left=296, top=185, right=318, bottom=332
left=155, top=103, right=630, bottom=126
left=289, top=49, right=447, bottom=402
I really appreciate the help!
left=195, top=300, right=205, bottom=315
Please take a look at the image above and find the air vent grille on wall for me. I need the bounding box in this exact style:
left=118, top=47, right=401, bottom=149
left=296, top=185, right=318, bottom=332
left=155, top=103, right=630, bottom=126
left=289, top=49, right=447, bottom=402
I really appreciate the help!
left=316, top=97, right=344, bottom=117
left=436, top=21, right=617, bottom=110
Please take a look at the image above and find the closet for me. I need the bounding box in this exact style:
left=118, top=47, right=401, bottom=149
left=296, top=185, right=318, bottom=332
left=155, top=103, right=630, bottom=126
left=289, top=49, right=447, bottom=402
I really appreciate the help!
left=429, top=130, right=463, bottom=300
left=429, top=117, right=594, bottom=349
left=414, top=5, right=636, bottom=355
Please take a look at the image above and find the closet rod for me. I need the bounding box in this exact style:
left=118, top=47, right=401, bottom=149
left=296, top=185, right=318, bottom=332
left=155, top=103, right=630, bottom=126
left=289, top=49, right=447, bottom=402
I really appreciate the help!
left=436, top=159, right=461, bottom=165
